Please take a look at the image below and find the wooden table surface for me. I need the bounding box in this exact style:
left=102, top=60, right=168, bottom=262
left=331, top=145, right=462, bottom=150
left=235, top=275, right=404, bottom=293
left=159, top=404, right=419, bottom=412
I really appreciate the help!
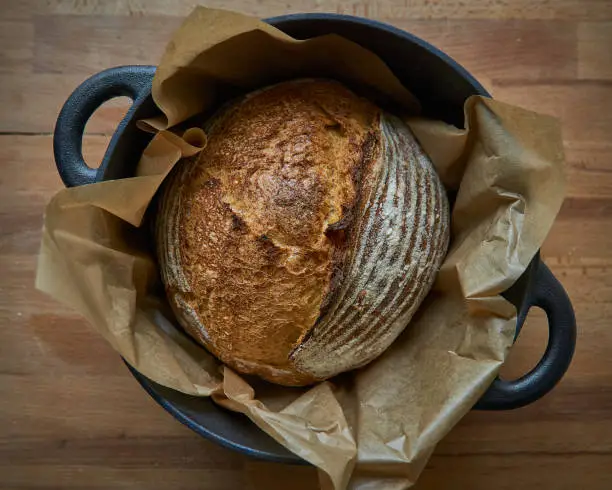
left=1, top=1, right=611, bottom=489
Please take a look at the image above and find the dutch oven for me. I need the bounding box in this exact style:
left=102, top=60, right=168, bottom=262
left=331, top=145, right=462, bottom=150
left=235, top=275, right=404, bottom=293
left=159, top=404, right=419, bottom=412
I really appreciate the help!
left=53, top=14, right=577, bottom=464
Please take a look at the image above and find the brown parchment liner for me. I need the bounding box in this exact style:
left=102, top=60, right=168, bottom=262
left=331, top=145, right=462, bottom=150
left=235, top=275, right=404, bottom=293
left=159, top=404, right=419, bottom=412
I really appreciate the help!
left=36, top=8, right=565, bottom=490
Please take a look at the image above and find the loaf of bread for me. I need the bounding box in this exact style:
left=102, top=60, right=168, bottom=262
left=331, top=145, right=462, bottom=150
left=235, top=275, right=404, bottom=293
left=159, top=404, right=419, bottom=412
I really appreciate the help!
left=156, top=79, right=450, bottom=386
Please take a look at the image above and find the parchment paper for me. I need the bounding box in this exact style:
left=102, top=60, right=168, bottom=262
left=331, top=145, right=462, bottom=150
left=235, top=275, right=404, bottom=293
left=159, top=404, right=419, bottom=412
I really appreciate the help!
left=37, top=8, right=565, bottom=490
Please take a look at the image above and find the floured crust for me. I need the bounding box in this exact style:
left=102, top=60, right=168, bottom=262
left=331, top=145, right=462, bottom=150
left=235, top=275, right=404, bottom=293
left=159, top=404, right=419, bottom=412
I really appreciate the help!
left=290, top=113, right=450, bottom=379
left=157, top=79, right=450, bottom=386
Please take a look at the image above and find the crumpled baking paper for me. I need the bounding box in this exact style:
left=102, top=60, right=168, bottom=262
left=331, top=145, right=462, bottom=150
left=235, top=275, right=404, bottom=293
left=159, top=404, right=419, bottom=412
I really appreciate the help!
left=37, top=8, right=565, bottom=490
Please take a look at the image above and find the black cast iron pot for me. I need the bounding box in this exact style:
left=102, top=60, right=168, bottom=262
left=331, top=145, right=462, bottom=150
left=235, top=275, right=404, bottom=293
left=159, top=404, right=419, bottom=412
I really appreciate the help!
left=53, top=14, right=577, bottom=464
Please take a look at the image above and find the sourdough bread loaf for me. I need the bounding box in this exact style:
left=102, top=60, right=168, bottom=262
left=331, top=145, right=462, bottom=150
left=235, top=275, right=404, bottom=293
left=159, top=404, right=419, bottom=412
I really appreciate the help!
left=156, top=79, right=450, bottom=386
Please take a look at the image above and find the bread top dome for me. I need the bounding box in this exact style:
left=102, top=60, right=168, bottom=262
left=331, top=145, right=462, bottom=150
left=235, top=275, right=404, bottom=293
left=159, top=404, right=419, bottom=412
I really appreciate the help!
left=156, top=79, right=449, bottom=386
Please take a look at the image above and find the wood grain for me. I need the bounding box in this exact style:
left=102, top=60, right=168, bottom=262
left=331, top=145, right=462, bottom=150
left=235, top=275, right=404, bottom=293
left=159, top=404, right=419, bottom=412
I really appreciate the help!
left=4, top=0, right=612, bottom=21
left=1, top=2, right=611, bottom=489
left=578, top=22, right=612, bottom=80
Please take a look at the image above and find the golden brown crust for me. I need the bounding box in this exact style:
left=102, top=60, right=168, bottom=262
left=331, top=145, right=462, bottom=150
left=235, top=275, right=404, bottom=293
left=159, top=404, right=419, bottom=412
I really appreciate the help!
left=157, top=80, right=380, bottom=385
left=157, top=79, right=449, bottom=386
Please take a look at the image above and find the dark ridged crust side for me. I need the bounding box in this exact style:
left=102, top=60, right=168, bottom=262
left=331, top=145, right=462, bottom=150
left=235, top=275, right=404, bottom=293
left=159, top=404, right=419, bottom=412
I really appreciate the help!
left=291, top=113, right=450, bottom=378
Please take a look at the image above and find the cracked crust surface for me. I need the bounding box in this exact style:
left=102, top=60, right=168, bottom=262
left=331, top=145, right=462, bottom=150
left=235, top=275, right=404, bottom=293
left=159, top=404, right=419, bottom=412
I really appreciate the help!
left=156, top=79, right=449, bottom=385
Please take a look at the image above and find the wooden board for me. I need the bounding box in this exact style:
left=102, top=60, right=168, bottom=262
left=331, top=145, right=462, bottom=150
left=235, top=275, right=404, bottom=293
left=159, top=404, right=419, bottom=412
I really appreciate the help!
left=1, top=2, right=611, bottom=489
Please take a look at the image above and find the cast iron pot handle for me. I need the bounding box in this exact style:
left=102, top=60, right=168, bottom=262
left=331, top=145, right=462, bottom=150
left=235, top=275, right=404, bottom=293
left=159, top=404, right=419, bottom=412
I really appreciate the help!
left=475, top=262, right=577, bottom=410
left=53, top=65, right=156, bottom=187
